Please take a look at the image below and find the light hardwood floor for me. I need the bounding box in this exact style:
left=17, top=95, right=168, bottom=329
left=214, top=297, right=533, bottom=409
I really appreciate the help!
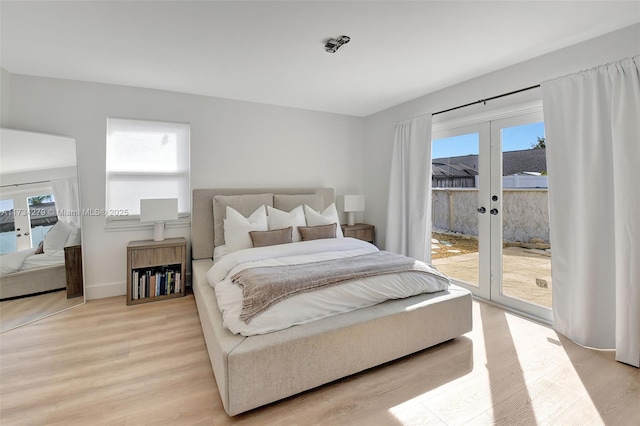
left=1, top=294, right=638, bottom=425
left=0, top=289, right=84, bottom=333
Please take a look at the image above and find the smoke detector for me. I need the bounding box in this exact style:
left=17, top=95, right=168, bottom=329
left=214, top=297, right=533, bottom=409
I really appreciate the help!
left=325, top=35, right=350, bottom=53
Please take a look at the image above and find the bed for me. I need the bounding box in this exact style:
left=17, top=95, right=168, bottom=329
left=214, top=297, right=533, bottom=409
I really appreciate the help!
left=0, top=221, right=80, bottom=300
left=191, top=187, right=472, bottom=416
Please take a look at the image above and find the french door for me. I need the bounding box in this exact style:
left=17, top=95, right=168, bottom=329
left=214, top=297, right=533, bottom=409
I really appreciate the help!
left=0, top=183, right=58, bottom=252
left=431, top=111, right=552, bottom=322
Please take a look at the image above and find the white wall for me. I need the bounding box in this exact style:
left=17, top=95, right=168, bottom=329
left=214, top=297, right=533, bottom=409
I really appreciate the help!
left=4, top=75, right=364, bottom=298
left=0, top=68, right=10, bottom=127
left=363, top=24, right=640, bottom=249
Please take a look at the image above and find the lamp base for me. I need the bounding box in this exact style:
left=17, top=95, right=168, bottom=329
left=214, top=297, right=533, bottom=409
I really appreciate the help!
left=153, top=221, right=166, bottom=241
left=346, top=212, right=355, bottom=226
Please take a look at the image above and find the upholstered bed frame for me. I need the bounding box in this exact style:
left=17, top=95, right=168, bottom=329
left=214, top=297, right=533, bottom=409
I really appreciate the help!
left=191, top=187, right=472, bottom=416
left=0, top=264, right=66, bottom=300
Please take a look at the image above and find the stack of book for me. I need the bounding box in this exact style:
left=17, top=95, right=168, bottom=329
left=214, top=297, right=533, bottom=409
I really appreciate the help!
left=131, top=265, right=182, bottom=300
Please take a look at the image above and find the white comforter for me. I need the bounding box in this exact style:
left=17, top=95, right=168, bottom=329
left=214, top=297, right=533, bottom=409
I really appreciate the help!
left=207, top=238, right=449, bottom=336
left=0, top=248, right=65, bottom=275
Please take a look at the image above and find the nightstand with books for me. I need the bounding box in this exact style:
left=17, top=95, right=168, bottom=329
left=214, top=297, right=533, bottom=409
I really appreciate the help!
left=126, top=237, right=186, bottom=305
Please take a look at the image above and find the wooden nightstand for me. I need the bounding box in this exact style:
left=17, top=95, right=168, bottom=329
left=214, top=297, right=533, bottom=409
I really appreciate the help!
left=126, top=237, right=187, bottom=305
left=341, top=223, right=375, bottom=245
left=64, top=245, right=83, bottom=299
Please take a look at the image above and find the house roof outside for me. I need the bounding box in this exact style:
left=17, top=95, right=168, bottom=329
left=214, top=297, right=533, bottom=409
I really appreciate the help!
left=432, top=161, right=479, bottom=179
left=433, top=148, right=547, bottom=177
left=0, top=202, right=58, bottom=232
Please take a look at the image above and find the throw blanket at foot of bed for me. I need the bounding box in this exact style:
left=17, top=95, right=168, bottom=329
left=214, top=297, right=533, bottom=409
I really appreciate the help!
left=231, top=251, right=449, bottom=323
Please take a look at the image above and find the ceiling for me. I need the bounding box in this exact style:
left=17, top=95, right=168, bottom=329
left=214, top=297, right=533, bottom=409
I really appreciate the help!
left=0, top=129, right=76, bottom=175
left=1, top=1, right=639, bottom=117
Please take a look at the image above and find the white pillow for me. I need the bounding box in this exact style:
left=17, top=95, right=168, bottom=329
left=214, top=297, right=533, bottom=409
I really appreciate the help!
left=44, top=221, right=73, bottom=254
left=303, top=203, right=344, bottom=238
left=267, top=205, right=306, bottom=242
left=223, top=205, right=268, bottom=253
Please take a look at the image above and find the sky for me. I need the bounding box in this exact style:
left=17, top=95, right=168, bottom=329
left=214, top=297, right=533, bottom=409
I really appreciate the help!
left=432, top=121, right=545, bottom=159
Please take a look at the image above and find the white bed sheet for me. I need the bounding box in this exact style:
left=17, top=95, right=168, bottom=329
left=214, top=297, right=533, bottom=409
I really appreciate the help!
left=0, top=248, right=65, bottom=275
left=207, top=238, right=449, bottom=336
left=1, top=248, right=37, bottom=274
left=21, top=251, right=65, bottom=270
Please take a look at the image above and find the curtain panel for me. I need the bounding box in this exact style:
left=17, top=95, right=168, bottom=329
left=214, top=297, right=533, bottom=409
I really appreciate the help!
left=385, top=115, right=433, bottom=262
left=541, top=56, right=640, bottom=367
left=51, top=177, right=80, bottom=226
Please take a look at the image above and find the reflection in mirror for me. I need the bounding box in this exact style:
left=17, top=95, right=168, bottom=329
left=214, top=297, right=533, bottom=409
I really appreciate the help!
left=0, top=128, right=84, bottom=332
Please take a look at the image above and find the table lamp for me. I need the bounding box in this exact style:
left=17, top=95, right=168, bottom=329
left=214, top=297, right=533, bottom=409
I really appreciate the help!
left=140, top=198, right=178, bottom=241
left=343, top=195, right=365, bottom=226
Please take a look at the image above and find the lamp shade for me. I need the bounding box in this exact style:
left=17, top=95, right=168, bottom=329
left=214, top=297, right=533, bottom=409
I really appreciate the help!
left=343, top=195, right=365, bottom=212
left=140, top=198, right=179, bottom=222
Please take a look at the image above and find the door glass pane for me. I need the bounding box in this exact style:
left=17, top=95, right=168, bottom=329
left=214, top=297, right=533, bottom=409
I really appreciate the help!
left=0, top=199, right=17, bottom=254
left=500, top=122, right=552, bottom=308
left=27, top=194, right=58, bottom=248
left=431, top=133, right=480, bottom=287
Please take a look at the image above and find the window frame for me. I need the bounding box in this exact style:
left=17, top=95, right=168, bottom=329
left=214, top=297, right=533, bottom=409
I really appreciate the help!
left=105, top=117, right=191, bottom=229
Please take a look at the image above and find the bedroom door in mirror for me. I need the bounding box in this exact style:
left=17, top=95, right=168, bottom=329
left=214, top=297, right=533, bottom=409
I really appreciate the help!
left=0, top=128, right=85, bottom=332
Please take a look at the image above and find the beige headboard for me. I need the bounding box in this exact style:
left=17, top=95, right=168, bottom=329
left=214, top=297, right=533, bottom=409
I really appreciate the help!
left=191, top=187, right=334, bottom=260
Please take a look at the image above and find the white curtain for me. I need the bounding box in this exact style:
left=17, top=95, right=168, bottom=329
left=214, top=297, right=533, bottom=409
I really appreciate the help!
left=541, top=56, right=640, bottom=367
left=51, top=177, right=80, bottom=226
left=385, top=115, right=433, bottom=262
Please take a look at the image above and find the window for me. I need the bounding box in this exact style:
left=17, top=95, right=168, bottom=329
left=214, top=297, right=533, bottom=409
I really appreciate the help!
left=106, top=118, right=190, bottom=220
left=27, top=193, right=58, bottom=248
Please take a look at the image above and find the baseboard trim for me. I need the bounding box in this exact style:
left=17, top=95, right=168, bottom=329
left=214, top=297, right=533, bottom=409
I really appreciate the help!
left=85, top=281, right=125, bottom=300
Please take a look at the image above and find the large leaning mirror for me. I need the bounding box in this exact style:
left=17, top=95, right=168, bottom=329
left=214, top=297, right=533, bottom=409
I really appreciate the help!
left=0, top=128, right=84, bottom=332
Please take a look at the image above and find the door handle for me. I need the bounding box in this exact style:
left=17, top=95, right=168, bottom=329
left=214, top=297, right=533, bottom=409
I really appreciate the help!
left=477, top=207, right=486, bottom=214
left=490, top=208, right=498, bottom=215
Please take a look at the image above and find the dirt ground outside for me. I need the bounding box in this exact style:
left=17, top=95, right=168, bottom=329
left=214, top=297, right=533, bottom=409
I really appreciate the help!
left=431, top=232, right=478, bottom=259
left=431, top=232, right=552, bottom=309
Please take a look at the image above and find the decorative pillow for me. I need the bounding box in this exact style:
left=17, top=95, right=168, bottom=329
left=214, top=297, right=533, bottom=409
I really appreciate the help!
left=274, top=194, right=324, bottom=213
left=213, top=193, right=273, bottom=247
left=223, top=205, right=268, bottom=253
left=303, top=203, right=344, bottom=238
left=35, top=240, right=45, bottom=254
left=44, top=220, right=73, bottom=254
left=250, top=227, right=293, bottom=248
left=299, top=223, right=337, bottom=241
left=267, top=205, right=306, bottom=242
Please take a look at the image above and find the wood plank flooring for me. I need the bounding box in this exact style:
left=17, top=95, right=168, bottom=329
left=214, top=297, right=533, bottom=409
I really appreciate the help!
left=1, top=294, right=638, bottom=425
left=0, top=289, right=84, bottom=333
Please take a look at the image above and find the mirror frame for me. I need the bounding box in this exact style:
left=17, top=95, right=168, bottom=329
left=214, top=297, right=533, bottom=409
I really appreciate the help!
left=0, top=128, right=85, bottom=332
